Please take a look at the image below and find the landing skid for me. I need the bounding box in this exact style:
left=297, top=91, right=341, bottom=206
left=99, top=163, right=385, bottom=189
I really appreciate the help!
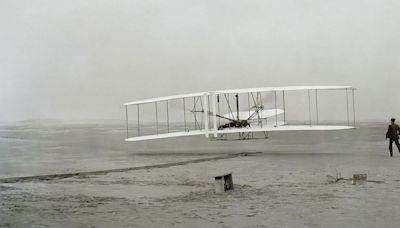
left=210, top=131, right=269, bottom=141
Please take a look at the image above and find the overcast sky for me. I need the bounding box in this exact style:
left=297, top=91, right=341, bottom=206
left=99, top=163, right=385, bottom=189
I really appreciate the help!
left=1, top=0, right=400, bottom=122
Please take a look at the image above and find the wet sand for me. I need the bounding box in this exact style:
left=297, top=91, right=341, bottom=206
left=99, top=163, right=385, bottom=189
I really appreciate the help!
left=1, top=122, right=399, bottom=227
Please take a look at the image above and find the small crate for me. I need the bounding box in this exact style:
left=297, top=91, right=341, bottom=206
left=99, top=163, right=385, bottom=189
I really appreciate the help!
left=214, top=173, right=234, bottom=193
left=352, top=174, right=367, bottom=185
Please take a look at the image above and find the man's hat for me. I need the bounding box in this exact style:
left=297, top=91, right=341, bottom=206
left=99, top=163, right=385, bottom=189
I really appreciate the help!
left=391, top=118, right=396, bottom=121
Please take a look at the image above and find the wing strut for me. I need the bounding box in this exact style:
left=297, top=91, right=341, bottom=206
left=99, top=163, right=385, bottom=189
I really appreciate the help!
left=346, top=88, right=349, bottom=126
left=207, top=96, right=211, bottom=130
left=217, top=95, right=221, bottom=126
left=155, top=102, right=159, bottom=134
left=199, top=96, right=204, bottom=129
left=183, top=98, right=187, bottom=131
left=308, top=90, right=311, bottom=126
left=352, top=89, right=356, bottom=127
left=258, top=92, right=263, bottom=127
left=193, top=97, right=200, bottom=130
left=125, top=105, right=129, bottom=138
left=211, top=93, right=218, bottom=137
left=247, top=93, right=251, bottom=119
left=235, top=93, right=239, bottom=121
left=203, top=94, right=209, bottom=137
left=274, top=91, right=278, bottom=127
left=315, top=89, right=319, bottom=124
left=137, top=104, right=140, bottom=136
left=166, top=100, right=170, bottom=133
left=282, top=91, right=286, bottom=124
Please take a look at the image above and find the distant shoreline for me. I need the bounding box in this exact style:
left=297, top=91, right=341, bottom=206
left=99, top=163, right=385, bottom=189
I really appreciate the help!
left=0, top=119, right=390, bottom=126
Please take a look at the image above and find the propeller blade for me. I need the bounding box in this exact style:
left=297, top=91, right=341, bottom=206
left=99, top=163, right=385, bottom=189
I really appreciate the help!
left=247, top=105, right=264, bottom=120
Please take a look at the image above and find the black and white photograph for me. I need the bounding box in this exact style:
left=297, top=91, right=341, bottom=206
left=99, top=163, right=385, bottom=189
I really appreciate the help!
left=1, top=0, right=400, bottom=227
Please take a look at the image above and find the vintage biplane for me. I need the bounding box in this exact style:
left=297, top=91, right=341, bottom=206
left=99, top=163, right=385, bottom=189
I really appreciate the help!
left=124, top=86, right=356, bottom=141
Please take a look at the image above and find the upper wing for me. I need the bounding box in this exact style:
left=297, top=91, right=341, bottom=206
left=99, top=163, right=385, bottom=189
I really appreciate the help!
left=214, top=86, right=353, bottom=95
left=124, top=92, right=207, bottom=106
left=124, top=86, right=354, bottom=106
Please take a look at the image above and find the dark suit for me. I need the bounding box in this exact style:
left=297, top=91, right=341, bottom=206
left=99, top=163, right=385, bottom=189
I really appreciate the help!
left=387, top=123, right=400, bottom=156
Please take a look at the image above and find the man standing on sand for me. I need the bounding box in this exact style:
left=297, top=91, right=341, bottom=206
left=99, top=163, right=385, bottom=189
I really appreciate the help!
left=386, top=118, right=400, bottom=157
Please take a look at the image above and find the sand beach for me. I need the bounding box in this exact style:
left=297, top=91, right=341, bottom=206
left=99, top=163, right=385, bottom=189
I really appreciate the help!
left=1, top=122, right=399, bottom=227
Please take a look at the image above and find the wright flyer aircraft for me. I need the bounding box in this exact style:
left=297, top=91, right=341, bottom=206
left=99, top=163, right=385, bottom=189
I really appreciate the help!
left=124, top=86, right=356, bottom=142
